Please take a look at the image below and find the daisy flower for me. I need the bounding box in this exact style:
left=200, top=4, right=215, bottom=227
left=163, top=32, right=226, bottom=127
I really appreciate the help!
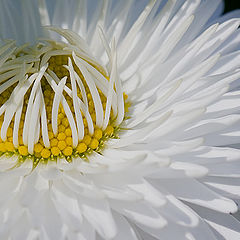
left=0, top=0, right=240, bottom=239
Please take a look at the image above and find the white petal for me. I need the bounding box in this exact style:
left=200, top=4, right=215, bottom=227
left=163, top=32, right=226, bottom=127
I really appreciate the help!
left=79, top=197, right=117, bottom=239
left=112, top=211, right=138, bottom=240
left=110, top=200, right=167, bottom=229
left=153, top=178, right=238, bottom=213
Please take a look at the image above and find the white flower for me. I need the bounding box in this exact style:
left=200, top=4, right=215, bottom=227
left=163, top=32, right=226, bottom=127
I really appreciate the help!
left=0, top=0, right=240, bottom=239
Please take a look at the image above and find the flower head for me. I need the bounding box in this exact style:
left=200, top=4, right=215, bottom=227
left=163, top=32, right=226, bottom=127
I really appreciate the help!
left=0, top=28, right=126, bottom=165
left=0, top=0, right=240, bottom=240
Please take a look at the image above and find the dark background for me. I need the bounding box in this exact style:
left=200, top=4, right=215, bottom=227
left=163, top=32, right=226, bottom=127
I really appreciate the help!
left=224, top=0, right=240, bottom=13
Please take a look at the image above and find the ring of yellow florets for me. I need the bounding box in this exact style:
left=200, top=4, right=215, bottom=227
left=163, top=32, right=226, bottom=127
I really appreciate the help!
left=0, top=50, right=129, bottom=167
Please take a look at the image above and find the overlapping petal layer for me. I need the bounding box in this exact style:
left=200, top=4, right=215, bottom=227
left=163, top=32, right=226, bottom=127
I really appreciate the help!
left=0, top=0, right=239, bottom=239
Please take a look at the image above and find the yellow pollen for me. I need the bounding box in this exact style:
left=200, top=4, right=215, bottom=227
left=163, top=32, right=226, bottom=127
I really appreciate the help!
left=51, top=147, right=60, bottom=156
left=5, top=142, right=14, bottom=152
left=105, top=125, right=114, bottom=136
left=89, top=138, right=99, bottom=150
left=58, top=140, right=67, bottom=151
left=41, top=148, right=51, bottom=159
left=65, top=128, right=72, bottom=136
left=18, top=146, right=28, bottom=156
left=62, top=118, right=69, bottom=127
left=63, top=146, right=73, bottom=156
left=58, top=113, right=65, bottom=119
left=0, top=51, right=129, bottom=163
left=34, top=143, right=43, bottom=153
left=94, top=129, right=103, bottom=140
left=48, top=131, right=54, bottom=140
left=50, top=138, right=58, bottom=147
left=58, top=125, right=65, bottom=132
left=0, top=143, right=6, bottom=152
left=57, top=132, right=66, bottom=141
left=7, top=128, right=13, bottom=137
left=82, top=135, right=91, bottom=146
left=66, top=137, right=72, bottom=145
left=76, top=143, right=87, bottom=153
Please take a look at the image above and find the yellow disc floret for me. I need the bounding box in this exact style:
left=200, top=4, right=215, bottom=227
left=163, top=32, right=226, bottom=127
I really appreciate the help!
left=41, top=148, right=51, bottom=159
left=5, top=142, right=15, bottom=152
left=58, top=140, right=67, bottom=151
left=0, top=143, right=6, bottom=152
left=0, top=49, right=129, bottom=165
left=18, top=146, right=28, bottom=156
left=76, top=143, right=87, bottom=153
left=66, top=137, right=72, bottom=145
left=63, top=146, right=73, bottom=156
left=82, top=135, right=92, bottom=146
left=34, top=143, right=43, bottom=153
left=50, top=138, right=58, bottom=147
left=65, top=128, right=72, bottom=137
left=105, top=125, right=114, bottom=136
left=58, top=125, right=65, bottom=132
left=51, top=147, right=60, bottom=156
left=57, top=132, right=66, bottom=141
left=94, top=129, right=103, bottom=140
left=89, top=138, right=99, bottom=150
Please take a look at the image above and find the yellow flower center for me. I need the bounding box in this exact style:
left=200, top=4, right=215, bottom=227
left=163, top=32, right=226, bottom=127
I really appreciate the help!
left=0, top=38, right=129, bottom=166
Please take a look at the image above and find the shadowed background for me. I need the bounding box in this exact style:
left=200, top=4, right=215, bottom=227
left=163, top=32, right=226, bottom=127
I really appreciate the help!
left=224, top=0, right=240, bottom=13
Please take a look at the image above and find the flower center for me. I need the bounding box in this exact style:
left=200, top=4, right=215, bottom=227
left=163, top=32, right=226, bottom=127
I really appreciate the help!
left=0, top=32, right=129, bottom=166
